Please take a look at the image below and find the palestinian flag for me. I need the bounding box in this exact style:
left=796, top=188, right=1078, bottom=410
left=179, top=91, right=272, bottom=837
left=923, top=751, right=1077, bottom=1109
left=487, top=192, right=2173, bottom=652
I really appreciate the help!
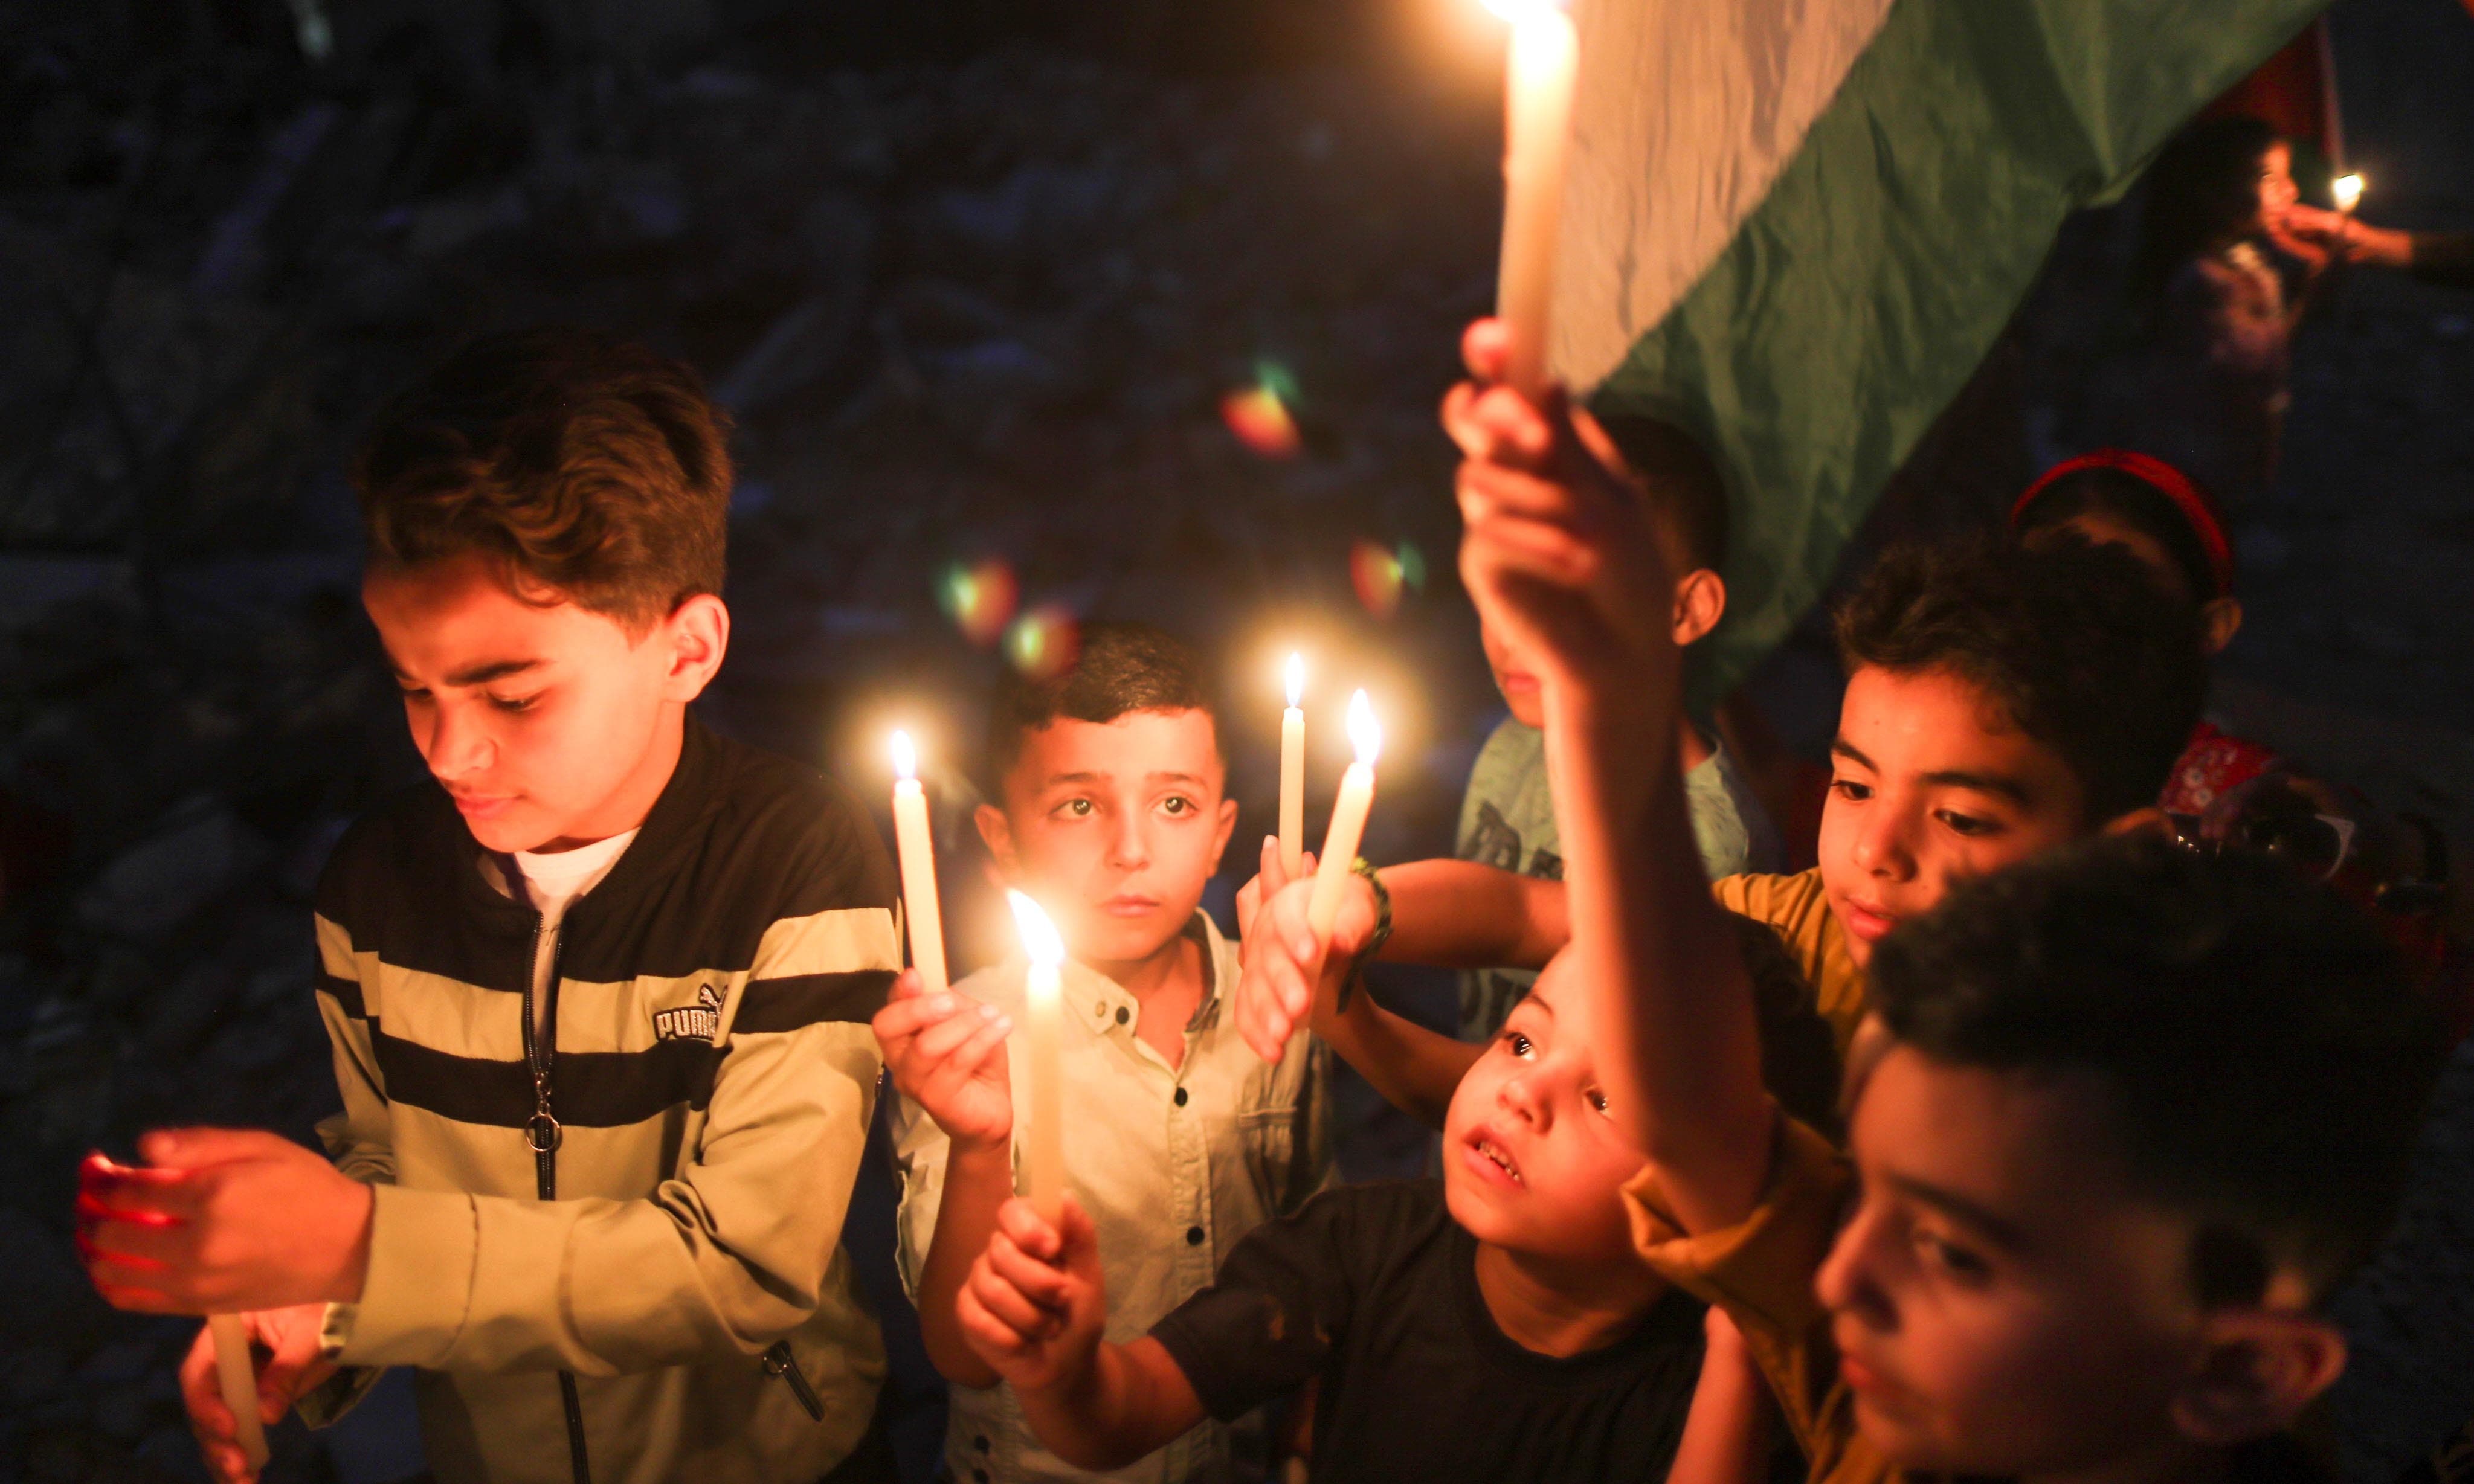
left=1553, top=0, right=2330, bottom=703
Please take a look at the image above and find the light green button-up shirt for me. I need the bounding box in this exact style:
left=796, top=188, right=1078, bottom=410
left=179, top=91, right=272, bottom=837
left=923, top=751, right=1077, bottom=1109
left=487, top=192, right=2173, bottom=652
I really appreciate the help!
left=891, top=912, right=1333, bottom=1484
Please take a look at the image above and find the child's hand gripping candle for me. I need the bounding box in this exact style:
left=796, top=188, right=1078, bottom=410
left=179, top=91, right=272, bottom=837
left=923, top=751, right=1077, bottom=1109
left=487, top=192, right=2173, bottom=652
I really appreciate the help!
left=208, top=1312, right=272, bottom=1471
left=1307, top=690, right=1382, bottom=946
left=891, top=730, right=949, bottom=997
left=1279, top=654, right=1306, bottom=878
left=1485, top=0, right=1578, bottom=400
left=1007, top=890, right=1068, bottom=1225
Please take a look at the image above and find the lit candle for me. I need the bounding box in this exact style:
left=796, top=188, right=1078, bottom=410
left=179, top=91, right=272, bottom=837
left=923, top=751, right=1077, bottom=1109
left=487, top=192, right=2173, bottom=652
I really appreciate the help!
left=1307, top=692, right=1382, bottom=943
left=1007, top=890, right=1068, bottom=1225
left=1278, top=654, right=1306, bottom=878
left=1486, top=0, right=1578, bottom=399
left=889, top=731, right=947, bottom=997
left=208, top=1313, right=270, bottom=1470
left=2333, top=172, right=2363, bottom=217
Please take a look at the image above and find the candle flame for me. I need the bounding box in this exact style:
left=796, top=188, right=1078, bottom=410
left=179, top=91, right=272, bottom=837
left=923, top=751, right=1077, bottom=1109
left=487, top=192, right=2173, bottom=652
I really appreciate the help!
left=1285, top=653, right=1304, bottom=709
left=891, top=729, right=918, bottom=781
left=1480, top=0, right=1565, bottom=22
left=1346, top=690, right=1382, bottom=767
left=2333, top=173, right=2365, bottom=212
left=1007, top=890, right=1065, bottom=968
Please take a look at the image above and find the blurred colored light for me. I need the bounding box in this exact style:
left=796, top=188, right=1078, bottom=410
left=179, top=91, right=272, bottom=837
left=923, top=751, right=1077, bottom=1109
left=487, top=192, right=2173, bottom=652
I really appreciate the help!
left=1350, top=540, right=1405, bottom=620
left=939, top=558, right=1019, bottom=647
left=1222, top=387, right=1301, bottom=459
left=1005, top=605, right=1081, bottom=681
left=1396, top=542, right=1426, bottom=593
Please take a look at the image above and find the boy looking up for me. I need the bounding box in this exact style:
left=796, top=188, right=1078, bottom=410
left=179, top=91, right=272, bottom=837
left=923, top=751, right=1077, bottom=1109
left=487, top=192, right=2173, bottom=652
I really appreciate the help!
left=877, top=624, right=1332, bottom=1483
left=1239, top=519, right=2204, bottom=1070
left=1454, top=410, right=1779, bottom=1039
left=78, top=329, right=902, bottom=1484
left=1448, top=327, right=2446, bottom=1484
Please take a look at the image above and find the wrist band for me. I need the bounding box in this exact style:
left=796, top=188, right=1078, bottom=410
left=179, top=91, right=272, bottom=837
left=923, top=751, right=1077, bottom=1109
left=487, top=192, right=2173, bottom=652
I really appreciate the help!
left=1336, top=858, right=1391, bottom=1012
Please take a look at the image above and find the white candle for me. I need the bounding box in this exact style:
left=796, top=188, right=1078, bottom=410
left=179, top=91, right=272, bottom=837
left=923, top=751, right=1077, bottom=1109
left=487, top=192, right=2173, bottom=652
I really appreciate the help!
left=890, top=731, right=947, bottom=997
left=1307, top=692, right=1382, bottom=943
left=1278, top=654, right=1306, bottom=879
left=2333, top=172, right=2363, bottom=217
left=208, top=1312, right=270, bottom=1470
left=1007, top=890, right=1068, bottom=1225
left=1487, top=0, right=1579, bottom=399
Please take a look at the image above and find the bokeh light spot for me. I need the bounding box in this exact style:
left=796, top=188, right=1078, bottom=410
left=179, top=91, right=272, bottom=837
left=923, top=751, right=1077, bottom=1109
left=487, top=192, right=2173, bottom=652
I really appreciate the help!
left=1220, top=359, right=1304, bottom=459
left=1350, top=540, right=1405, bottom=620
left=1005, top=605, right=1081, bottom=681
left=939, top=558, right=1020, bottom=647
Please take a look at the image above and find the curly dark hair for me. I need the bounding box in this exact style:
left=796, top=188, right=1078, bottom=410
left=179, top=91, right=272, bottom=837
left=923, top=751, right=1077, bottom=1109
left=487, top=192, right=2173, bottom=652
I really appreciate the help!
left=1869, top=834, right=2444, bottom=1302
left=1593, top=413, right=1728, bottom=573
left=355, top=326, right=733, bottom=626
left=1834, top=535, right=2206, bottom=822
left=986, top=623, right=1223, bottom=792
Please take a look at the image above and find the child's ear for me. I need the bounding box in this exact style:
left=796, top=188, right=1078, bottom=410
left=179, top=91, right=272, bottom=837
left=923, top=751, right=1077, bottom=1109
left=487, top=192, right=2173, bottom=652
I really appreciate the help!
left=1669, top=569, right=1725, bottom=647
left=975, top=804, right=1020, bottom=882
left=2199, top=597, right=2245, bottom=655
left=660, top=593, right=730, bottom=701
left=1205, top=796, right=1241, bottom=875
left=2170, top=1309, right=2346, bottom=1446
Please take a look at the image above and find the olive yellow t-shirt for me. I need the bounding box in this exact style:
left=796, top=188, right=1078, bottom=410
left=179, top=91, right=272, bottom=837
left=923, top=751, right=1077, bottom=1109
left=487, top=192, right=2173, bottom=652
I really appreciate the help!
left=1712, top=869, right=1866, bottom=1056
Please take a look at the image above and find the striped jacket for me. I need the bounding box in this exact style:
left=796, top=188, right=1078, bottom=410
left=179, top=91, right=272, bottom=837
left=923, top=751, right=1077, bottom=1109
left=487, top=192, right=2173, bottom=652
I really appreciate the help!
left=302, top=717, right=900, bottom=1484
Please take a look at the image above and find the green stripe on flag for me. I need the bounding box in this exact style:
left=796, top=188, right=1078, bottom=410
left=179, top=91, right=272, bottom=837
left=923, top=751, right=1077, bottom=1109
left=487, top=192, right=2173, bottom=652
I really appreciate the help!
left=1588, top=0, right=2327, bottom=708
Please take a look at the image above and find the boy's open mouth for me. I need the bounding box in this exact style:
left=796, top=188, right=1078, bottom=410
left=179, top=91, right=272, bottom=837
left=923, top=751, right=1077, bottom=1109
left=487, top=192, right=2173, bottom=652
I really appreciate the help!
left=1462, top=1128, right=1524, bottom=1187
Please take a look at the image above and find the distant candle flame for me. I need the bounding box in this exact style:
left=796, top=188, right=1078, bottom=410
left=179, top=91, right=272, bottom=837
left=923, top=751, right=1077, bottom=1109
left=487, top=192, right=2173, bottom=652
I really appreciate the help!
left=2333, top=173, right=2364, bottom=213
left=1346, top=690, right=1382, bottom=767
left=891, top=729, right=918, bottom=782
left=1007, top=890, right=1065, bottom=968
left=1285, top=653, right=1304, bottom=709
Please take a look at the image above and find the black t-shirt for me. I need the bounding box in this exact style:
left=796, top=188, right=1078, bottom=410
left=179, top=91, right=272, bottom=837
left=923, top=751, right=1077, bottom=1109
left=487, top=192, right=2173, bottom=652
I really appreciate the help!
left=1150, top=1180, right=1707, bottom=1483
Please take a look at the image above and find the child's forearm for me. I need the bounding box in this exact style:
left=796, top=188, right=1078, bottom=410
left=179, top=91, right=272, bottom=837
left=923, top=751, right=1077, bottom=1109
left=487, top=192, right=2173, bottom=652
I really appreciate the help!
left=1665, top=1315, right=1773, bottom=1484
left=1548, top=685, right=1771, bottom=1234
left=1016, top=1336, right=1207, bottom=1471
left=918, top=1143, right=1013, bottom=1388
left=1378, top=859, right=1568, bottom=970
left=1319, top=976, right=1484, bottom=1129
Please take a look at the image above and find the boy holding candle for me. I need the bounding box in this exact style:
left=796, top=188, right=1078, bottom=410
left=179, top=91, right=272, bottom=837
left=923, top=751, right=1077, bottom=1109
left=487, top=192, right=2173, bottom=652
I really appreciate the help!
left=76, top=329, right=904, bottom=1484
left=1449, top=405, right=1777, bottom=1041
left=1443, top=329, right=2447, bottom=1484
left=875, top=623, right=1333, bottom=1484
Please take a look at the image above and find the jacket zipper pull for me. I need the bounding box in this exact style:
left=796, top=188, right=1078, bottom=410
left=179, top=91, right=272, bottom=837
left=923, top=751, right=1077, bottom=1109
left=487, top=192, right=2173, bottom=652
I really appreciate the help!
left=762, top=1341, right=826, bottom=1422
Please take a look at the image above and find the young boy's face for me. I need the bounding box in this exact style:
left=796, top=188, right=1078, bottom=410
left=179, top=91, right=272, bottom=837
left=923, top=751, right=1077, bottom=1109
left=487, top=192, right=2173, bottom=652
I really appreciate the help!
left=1818, top=666, right=2090, bottom=966
left=1818, top=1042, right=2232, bottom=1474
left=364, top=553, right=715, bottom=855
left=1443, top=961, right=1646, bottom=1268
left=979, top=709, right=1239, bottom=974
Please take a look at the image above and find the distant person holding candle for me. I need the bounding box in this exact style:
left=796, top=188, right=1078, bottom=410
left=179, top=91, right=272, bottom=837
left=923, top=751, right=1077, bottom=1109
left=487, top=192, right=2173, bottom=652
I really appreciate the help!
left=75, top=329, right=904, bottom=1484
left=1443, top=408, right=1778, bottom=1042
left=2080, top=117, right=2337, bottom=509
left=875, top=623, right=1332, bottom=1484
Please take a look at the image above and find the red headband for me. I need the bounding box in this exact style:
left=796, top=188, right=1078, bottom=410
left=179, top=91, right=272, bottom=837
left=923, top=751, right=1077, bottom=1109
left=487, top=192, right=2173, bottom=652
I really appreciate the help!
left=2009, top=449, right=2235, bottom=599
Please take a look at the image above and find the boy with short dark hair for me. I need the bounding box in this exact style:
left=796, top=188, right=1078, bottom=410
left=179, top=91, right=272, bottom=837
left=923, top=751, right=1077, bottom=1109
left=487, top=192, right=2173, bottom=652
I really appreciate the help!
left=1446, top=327, right=2446, bottom=1484
left=1454, top=409, right=1779, bottom=1038
left=877, top=623, right=1333, bottom=1483
left=79, top=327, right=903, bottom=1484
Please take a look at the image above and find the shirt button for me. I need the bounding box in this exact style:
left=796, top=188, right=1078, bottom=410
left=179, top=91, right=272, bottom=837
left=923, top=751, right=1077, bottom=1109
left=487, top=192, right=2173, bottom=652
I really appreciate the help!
left=1185, top=1225, right=1205, bottom=1246
left=1173, top=1087, right=1188, bottom=1107
left=1115, top=1006, right=1130, bottom=1026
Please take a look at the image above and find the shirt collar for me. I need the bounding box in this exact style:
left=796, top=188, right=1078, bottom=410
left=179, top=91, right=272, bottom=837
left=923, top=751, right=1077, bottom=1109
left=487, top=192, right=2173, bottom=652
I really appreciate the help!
left=1055, top=910, right=1231, bottom=1038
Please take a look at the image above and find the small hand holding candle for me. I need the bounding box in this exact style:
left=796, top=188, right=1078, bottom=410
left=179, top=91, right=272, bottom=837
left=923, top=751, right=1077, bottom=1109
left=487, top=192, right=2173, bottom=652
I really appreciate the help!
left=1486, top=0, right=1579, bottom=400
left=1007, top=891, right=1069, bottom=1225
left=890, top=730, right=949, bottom=997
left=1306, top=691, right=1382, bottom=948
left=1278, top=654, right=1307, bottom=878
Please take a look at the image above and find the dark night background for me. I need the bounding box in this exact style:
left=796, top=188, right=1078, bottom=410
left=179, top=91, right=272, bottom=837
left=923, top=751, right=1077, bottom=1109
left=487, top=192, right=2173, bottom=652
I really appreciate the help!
left=4, top=1, right=2473, bottom=1480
